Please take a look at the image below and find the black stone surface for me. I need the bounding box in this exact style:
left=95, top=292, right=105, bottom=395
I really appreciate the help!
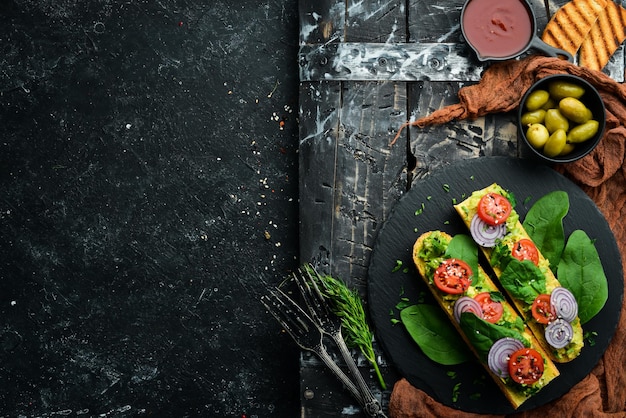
left=0, top=1, right=300, bottom=416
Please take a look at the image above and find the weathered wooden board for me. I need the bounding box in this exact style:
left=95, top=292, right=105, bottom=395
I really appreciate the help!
left=299, top=0, right=408, bottom=287
left=298, top=1, right=408, bottom=416
left=298, top=80, right=342, bottom=271
left=298, top=0, right=626, bottom=415
left=299, top=0, right=345, bottom=44
left=299, top=79, right=407, bottom=284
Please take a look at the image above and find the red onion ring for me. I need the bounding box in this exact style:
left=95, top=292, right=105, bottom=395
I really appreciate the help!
left=545, top=318, right=574, bottom=349
left=470, top=214, right=507, bottom=247
left=550, top=287, right=578, bottom=323
left=487, top=338, right=524, bottom=378
left=453, top=296, right=483, bottom=323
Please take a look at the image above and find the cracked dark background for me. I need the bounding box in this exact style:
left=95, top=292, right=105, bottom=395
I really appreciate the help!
left=0, top=0, right=300, bottom=416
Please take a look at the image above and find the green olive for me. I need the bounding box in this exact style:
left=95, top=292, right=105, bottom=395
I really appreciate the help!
left=559, top=143, right=576, bottom=156
left=543, top=129, right=567, bottom=157
left=521, top=109, right=546, bottom=126
left=541, top=97, right=557, bottom=110
left=559, top=97, right=593, bottom=124
left=526, top=123, right=550, bottom=149
left=548, top=81, right=586, bottom=100
left=544, top=109, right=569, bottom=133
left=525, top=89, right=550, bottom=111
left=567, top=120, right=599, bottom=143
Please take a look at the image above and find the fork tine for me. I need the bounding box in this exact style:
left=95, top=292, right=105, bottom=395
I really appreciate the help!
left=292, top=269, right=318, bottom=320
left=273, top=286, right=314, bottom=328
left=294, top=265, right=334, bottom=322
left=261, top=289, right=313, bottom=347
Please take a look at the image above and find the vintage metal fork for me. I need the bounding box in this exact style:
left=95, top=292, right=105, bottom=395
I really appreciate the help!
left=260, top=288, right=365, bottom=407
left=294, top=266, right=387, bottom=418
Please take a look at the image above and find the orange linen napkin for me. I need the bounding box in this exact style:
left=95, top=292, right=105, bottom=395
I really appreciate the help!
left=389, top=55, right=626, bottom=418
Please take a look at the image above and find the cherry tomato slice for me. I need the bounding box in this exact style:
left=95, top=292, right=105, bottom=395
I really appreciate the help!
left=474, top=292, right=504, bottom=323
left=531, top=294, right=555, bottom=324
left=433, top=259, right=473, bottom=295
left=477, top=193, right=512, bottom=226
left=508, top=348, right=545, bottom=385
left=512, top=238, right=540, bottom=266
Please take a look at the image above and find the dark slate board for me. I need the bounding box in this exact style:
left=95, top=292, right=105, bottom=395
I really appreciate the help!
left=367, top=156, right=624, bottom=414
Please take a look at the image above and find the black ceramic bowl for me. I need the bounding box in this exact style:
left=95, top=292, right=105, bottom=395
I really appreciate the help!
left=518, top=74, right=606, bottom=164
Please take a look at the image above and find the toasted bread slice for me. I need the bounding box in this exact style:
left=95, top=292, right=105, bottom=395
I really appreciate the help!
left=580, top=1, right=626, bottom=70
left=454, top=184, right=584, bottom=363
left=542, top=0, right=608, bottom=56
left=413, top=231, right=560, bottom=409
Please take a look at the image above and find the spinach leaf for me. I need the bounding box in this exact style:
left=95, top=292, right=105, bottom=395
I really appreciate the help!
left=522, top=191, right=569, bottom=272
left=490, top=242, right=515, bottom=271
left=400, top=304, right=471, bottom=365
left=459, top=312, right=527, bottom=361
left=445, top=234, right=479, bottom=282
left=557, top=230, right=608, bottom=324
left=499, top=259, right=547, bottom=305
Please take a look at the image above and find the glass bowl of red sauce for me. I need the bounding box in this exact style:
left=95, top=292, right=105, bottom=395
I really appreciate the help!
left=461, top=0, right=572, bottom=62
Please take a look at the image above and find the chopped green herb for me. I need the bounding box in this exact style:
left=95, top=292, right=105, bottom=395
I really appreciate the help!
left=442, top=183, right=450, bottom=192
left=447, top=371, right=457, bottom=379
left=584, top=331, right=598, bottom=346
left=392, top=260, right=404, bottom=273
left=443, top=220, right=450, bottom=225
left=415, top=209, right=423, bottom=216
left=469, top=393, right=481, bottom=400
left=473, top=375, right=487, bottom=386
left=427, top=195, right=432, bottom=200
left=470, top=175, right=475, bottom=181
left=452, top=198, right=457, bottom=204
left=524, top=195, right=533, bottom=206
left=416, top=292, right=425, bottom=304
left=390, top=318, right=401, bottom=325
left=395, top=298, right=411, bottom=311
left=414, top=227, right=418, bottom=233
left=452, top=382, right=462, bottom=402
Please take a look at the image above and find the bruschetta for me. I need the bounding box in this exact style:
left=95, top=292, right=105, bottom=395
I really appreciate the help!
left=413, top=230, right=560, bottom=409
left=454, top=183, right=584, bottom=363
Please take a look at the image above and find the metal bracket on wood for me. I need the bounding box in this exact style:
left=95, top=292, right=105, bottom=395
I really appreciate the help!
left=299, top=42, right=484, bottom=82
left=299, top=42, right=625, bottom=83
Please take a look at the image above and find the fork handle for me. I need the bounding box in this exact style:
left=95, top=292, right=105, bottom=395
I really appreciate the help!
left=332, top=332, right=387, bottom=418
left=312, top=343, right=365, bottom=406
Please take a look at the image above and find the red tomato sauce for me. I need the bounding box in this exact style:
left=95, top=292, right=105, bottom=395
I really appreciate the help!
left=462, top=0, right=533, bottom=58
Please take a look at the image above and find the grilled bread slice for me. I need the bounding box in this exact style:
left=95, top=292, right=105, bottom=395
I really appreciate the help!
left=579, top=0, right=626, bottom=70
left=413, top=231, right=560, bottom=409
left=454, top=184, right=584, bottom=363
left=541, top=0, right=608, bottom=56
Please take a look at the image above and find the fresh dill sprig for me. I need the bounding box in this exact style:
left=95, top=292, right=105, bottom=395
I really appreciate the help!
left=305, top=265, right=387, bottom=390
